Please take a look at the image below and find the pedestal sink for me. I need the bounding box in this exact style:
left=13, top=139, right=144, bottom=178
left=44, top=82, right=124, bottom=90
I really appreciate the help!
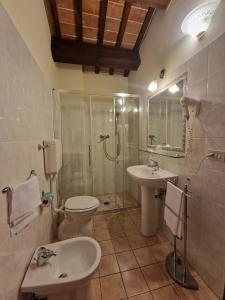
left=127, top=165, right=177, bottom=237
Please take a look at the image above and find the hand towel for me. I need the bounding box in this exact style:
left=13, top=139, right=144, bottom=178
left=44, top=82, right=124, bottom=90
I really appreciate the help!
left=10, top=210, right=40, bottom=235
left=164, top=181, right=183, bottom=238
left=8, top=175, right=42, bottom=235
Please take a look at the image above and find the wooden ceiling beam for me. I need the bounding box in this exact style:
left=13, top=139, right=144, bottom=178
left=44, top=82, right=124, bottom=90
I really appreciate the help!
left=98, top=0, right=108, bottom=45
left=124, top=70, right=130, bottom=77
left=44, top=0, right=61, bottom=37
left=116, top=1, right=131, bottom=47
left=125, top=0, right=170, bottom=9
left=111, top=2, right=131, bottom=76
left=95, top=0, right=108, bottom=74
left=51, top=38, right=141, bottom=70
left=95, top=66, right=100, bottom=74
left=74, top=0, right=83, bottom=41
left=109, top=68, right=114, bottom=75
left=134, top=7, right=155, bottom=51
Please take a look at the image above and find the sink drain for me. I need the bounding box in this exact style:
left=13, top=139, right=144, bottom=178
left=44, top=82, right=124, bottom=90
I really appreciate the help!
left=59, top=273, right=68, bottom=278
left=103, top=201, right=110, bottom=205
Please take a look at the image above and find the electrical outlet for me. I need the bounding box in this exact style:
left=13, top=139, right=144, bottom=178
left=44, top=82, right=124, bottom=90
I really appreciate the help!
left=208, top=150, right=225, bottom=162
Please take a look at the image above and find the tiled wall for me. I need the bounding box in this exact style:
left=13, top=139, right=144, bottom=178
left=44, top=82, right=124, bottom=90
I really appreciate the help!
left=140, top=33, right=225, bottom=299
left=0, top=4, right=54, bottom=299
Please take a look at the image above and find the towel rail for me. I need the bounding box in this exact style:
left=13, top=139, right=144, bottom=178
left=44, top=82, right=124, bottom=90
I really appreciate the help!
left=164, top=178, right=198, bottom=290
left=163, top=178, right=191, bottom=198
left=2, top=170, right=37, bottom=194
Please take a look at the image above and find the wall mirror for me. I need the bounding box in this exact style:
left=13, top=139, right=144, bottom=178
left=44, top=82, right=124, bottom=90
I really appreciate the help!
left=147, top=77, right=186, bottom=156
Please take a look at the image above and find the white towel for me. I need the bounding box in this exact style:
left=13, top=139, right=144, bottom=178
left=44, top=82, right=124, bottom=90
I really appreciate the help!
left=8, top=175, right=42, bottom=235
left=164, top=182, right=183, bottom=238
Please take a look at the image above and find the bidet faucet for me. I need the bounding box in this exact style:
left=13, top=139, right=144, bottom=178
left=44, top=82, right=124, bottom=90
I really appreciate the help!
left=36, top=247, right=57, bottom=266
left=147, top=159, right=159, bottom=170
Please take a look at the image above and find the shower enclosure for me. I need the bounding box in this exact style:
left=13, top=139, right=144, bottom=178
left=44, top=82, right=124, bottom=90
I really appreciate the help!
left=55, top=91, right=140, bottom=212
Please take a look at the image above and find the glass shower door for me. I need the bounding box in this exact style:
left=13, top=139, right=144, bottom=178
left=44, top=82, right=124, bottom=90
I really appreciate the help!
left=115, top=95, right=140, bottom=209
left=61, top=94, right=93, bottom=200
left=90, top=95, right=118, bottom=211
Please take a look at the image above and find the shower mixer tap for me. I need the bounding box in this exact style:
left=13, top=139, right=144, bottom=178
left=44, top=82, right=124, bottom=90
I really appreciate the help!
left=99, top=134, right=110, bottom=142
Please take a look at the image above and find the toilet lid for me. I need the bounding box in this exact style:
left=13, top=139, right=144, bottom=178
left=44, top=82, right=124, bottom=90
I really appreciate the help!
left=64, top=196, right=99, bottom=211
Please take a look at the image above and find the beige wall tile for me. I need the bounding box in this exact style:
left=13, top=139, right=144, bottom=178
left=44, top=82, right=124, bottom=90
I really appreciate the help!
left=138, top=33, right=225, bottom=298
left=0, top=4, right=53, bottom=299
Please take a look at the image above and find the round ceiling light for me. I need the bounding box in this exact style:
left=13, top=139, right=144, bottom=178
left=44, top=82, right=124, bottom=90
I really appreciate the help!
left=148, top=80, right=158, bottom=92
left=181, top=1, right=220, bottom=39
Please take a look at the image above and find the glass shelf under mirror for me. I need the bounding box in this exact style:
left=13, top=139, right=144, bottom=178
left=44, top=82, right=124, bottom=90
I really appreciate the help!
left=140, top=148, right=185, bottom=158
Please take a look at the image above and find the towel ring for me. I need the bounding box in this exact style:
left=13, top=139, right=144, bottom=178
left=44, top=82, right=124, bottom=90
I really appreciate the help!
left=2, top=170, right=37, bottom=194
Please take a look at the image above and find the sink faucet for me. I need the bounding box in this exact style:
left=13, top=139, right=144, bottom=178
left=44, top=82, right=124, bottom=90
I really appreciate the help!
left=147, top=159, right=159, bottom=171
left=36, top=247, right=56, bottom=266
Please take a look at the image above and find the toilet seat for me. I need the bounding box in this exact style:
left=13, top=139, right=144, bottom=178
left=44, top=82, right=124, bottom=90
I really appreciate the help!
left=64, top=196, right=99, bottom=212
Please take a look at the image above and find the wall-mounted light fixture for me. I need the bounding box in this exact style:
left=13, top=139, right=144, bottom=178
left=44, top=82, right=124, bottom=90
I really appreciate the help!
left=148, top=80, right=158, bottom=92
left=181, top=1, right=220, bottom=39
left=169, top=84, right=179, bottom=94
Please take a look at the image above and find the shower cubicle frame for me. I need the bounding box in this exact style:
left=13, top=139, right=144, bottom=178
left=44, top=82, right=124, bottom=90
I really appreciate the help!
left=56, top=89, right=140, bottom=212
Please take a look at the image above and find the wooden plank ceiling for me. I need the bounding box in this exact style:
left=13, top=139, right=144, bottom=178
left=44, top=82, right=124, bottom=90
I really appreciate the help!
left=45, top=0, right=171, bottom=76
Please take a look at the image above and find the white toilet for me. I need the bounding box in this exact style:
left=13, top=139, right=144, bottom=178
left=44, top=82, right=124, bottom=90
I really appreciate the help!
left=58, top=196, right=99, bottom=240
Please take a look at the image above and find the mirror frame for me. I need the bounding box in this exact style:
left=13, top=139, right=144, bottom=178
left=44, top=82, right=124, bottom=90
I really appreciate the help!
left=147, top=74, right=187, bottom=154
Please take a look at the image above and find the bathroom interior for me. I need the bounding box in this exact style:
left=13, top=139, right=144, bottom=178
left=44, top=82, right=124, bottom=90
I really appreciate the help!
left=1, top=0, right=225, bottom=299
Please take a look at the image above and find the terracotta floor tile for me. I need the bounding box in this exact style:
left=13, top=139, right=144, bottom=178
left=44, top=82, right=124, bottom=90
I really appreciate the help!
left=99, top=254, right=119, bottom=276
left=105, top=212, right=120, bottom=222
left=188, top=263, right=199, bottom=278
left=91, top=268, right=100, bottom=278
left=94, top=209, right=218, bottom=300
left=175, top=277, right=218, bottom=300
left=123, top=223, right=139, bottom=235
left=150, top=242, right=172, bottom=262
left=130, top=215, right=141, bottom=225
left=158, top=261, right=174, bottom=284
left=88, top=278, right=102, bottom=300
left=122, top=269, right=149, bottom=297
left=110, top=230, right=126, bottom=239
left=151, top=285, right=180, bottom=300
left=127, top=234, right=147, bottom=250
left=99, top=240, right=115, bottom=256
left=95, top=228, right=111, bottom=241
left=127, top=208, right=141, bottom=215
left=141, top=264, right=170, bottom=290
left=116, top=251, right=139, bottom=271
left=108, top=221, right=123, bottom=232
left=128, top=292, right=154, bottom=299
left=144, top=235, right=159, bottom=246
left=123, top=217, right=138, bottom=225
left=94, top=215, right=108, bottom=230
left=112, top=237, right=131, bottom=253
left=100, top=273, right=127, bottom=300
left=134, top=247, right=156, bottom=267
left=156, top=230, right=169, bottom=243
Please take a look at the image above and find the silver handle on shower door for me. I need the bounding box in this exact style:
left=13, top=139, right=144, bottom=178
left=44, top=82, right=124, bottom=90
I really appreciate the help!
left=89, top=145, right=92, bottom=167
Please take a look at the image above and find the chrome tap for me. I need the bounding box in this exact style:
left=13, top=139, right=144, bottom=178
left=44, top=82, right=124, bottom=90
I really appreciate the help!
left=36, top=247, right=56, bottom=266
left=147, top=159, right=159, bottom=171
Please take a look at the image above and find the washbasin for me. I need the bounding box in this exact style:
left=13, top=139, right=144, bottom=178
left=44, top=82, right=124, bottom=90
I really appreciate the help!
left=21, top=237, right=101, bottom=300
left=127, top=165, right=177, bottom=237
left=127, top=165, right=177, bottom=188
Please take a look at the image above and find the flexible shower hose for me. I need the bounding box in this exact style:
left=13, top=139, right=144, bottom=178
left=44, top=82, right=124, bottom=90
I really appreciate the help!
left=103, top=139, right=120, bottom=161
